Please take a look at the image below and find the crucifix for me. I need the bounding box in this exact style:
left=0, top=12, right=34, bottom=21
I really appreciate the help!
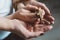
left=37, top=8, right=50, bottom=24
left=37, top=8, right=45, bottom=22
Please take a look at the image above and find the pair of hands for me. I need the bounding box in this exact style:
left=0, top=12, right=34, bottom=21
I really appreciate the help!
left=11, top=0, right=55, bottom=39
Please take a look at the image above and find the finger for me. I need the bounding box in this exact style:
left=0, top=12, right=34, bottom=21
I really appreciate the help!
left=44, top=15, right=55, bottom=21
left=42, top=25, right=53, bottom=32
left=45, top=25, right=53, bottom=32
left=44, top=15, right=55, bottom=24
left=34, top=26, right=39, bottom=32
left=26, top=24, right=34, bottom=32
left=43, top=19, right=51, bottom=25
left=24, top=4, right=39, bottom=13
left=30, top=1, right=51, bottom=15
left=13, top=19, right=32, bottom=38
left=27, top=12, right=37, bottom=17
left=34, top=24, right=44, bottom=32
left=27, top=27, right=33, bottom=32
left=30, top=31, right=44, bottom=38
left=18, top=8, right=30, bottom=13
left=33, top=18, right=41, bottom=32
left=34, top=24, right=53, bottom=32
left=35, top=19, right=50, bottom=26
left=40, top=4, right=51, bottom=15
left=36, top=18, right=40, bottom=24
left=17, top=3, right=25, bottom=9
left=19, top=9, right=37, bottom=17
left=47, top=25, right=53, bottom=30
left=30, top=27, right=33, bottom=32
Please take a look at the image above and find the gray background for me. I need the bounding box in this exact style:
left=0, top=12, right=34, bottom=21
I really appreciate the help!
left=33, top=0, right=60, bottom=40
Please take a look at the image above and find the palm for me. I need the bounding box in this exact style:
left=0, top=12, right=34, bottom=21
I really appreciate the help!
left=13, top=0, right=54, bottom=36
left=15, top=19, right=52, bottom=32
left=13, top=19, right=45, bottom=38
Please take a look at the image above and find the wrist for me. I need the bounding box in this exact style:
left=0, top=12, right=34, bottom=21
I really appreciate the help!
left=6, top=14, right=15, bottom=19
left=0, top=17, right=15, bottom=32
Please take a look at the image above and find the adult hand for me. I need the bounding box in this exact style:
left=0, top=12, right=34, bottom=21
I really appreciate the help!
left=11, top=19, right=53, bottom=39
left=12, top=2, right=55, bottom=32
left=12, top=19, right=44, bottom=39
left=23, top=0, right=51, bottom=15
left=32, top=18, right=53, bottom=32
left=25, top=0, right=55, bottom=24
left=14, top=0, right=55, bottom=24
left=13, top=4, right=38, bottom=23
left=13, top=0, right=51, bottom=15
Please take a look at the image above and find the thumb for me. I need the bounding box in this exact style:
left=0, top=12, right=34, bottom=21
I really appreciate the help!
left=24, top=4, right=39, bottom=13
left=35, top=18, right=40, bottom=24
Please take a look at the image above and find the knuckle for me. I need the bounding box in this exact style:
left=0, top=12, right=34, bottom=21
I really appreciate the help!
left=41, top=3, right=46, bottom=7
left=41, top=3, right=45, bottom=6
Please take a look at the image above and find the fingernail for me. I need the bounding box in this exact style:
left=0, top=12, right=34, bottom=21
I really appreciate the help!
left=51, top=21, right=54, bottom=24
left=49, top=26, right=53, bottom=30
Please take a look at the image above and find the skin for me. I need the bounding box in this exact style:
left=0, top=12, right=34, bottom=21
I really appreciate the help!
left=7, top=6, right=53, bottom=32
left=12, top=0, right=55, bottom=24
left=0, top=17, right=52, bottom=39
left=0, top=16, right=52, bottom=39
left=0, top=0, right=55, bottom=40
left=0, top=17, right=44, bottom=39
left=12, top=0, right=55, bottom=31
left=12, top=0, right=55, bottom=40
left=0, top=6, right=53, bottom=40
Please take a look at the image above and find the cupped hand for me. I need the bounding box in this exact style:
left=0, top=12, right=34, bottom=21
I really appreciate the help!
left=14, top=0, right=55, bottom=24
left=12, top=0, right=55, bottom=38
left=12, top=19, right=53, bottom=39
left=13, top=4, right=39, bottom=23
left=12, top=19, right=44, bottom=39
left=23, top=0, right=55, bottom=25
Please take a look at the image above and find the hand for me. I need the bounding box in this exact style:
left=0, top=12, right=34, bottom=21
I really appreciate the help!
left=33, top=18, right=53, bottom=32
left=12, top=19, right=53, bottom=39
left=25, top=18, right=53, bottom=32
left=12, top=0, right=55, bottom=32
left=12, top=19, right=44, bottom=39
left=12, top=2, right=54, bottom=32
left=13, top=5, right=38, bottom=23
left=25, top=0, right=55, bottom=25
left=13, top=0, right=55, bottom=24
left=24, top=0, right=51, bottom=15
left=13, top=0, right=51, bottom=15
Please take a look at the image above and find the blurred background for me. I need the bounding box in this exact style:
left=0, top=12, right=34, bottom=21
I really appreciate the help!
left=33, top=0, right=60, bottom=40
